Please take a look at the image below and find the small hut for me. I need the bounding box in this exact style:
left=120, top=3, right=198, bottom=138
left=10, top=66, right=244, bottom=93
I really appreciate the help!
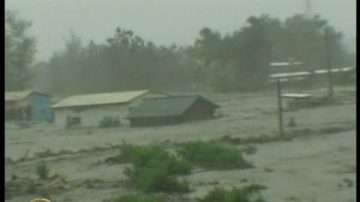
left=127, top=95, right=220, bottom=127
left=5, top=90, right=53, bottom=122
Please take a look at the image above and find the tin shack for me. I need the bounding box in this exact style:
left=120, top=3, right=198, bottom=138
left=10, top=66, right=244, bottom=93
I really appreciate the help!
left=128, top=95, right=220, bottom=127
left=5, top=90, right=53, bottom=122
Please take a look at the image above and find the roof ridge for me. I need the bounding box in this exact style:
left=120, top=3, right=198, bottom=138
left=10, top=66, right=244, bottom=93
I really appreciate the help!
left=144, top=94, right=200, bottom=100
left=64, top=89, right=150, bottom=98
left=128, top=94, right=219, bottom=119
left=52, top=90, right=156, bottom=108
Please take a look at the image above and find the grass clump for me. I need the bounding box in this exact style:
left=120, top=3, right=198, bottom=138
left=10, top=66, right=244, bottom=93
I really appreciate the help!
left=197, top=185, right=267, bottom=202
left=178, top=141, right=253, bottom=169
left=111, top=194, right=166, bottom=202
left=36, top=160, right=49, bottom=180
left=108, top=143, right=192, bottom=175
left=109, top=143, right=191, bottom=193
left=124, top=167, right=189, bottom=193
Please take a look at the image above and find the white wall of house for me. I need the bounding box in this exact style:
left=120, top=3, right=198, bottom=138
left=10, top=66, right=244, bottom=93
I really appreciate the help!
left=54, top=104, right=129, bottom=128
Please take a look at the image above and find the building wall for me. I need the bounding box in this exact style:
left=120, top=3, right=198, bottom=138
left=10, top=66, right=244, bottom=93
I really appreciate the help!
left=129, top=99, right=218, bottom=127
left=5, top=93, right=52, bottom=122
left=31, top=93, right=53, bottom=122
left=54, top=104, right=129, bottom=128
left=130, top=116, right=182, bottom=127
left=183, top=100, right=216, bottom=121
left=5, top=101, right=21, bottom=121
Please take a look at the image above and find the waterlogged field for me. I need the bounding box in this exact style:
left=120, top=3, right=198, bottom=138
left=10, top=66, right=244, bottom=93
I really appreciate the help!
left=5, top=86, right=356, bottom=202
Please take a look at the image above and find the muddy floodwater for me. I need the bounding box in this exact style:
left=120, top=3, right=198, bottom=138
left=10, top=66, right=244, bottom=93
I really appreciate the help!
left=5, top=86, right=356, bottom=202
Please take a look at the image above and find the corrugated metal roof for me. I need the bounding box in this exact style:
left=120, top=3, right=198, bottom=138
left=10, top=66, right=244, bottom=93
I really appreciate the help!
left=5, top=91, right=33, bottom=101
left=342, top=67, right=355, bottom=71
left=282, top=93, right=312, bottom=99
left=52, top=90, right=152, bottom=108
left=128, top=95, right=219, bottom=118
left=270, top=71, right=311, bottom=78
left=270, top=62, right=303, bottom=67
left=269, top=67, right=354, bottom=79
left=314, top=67, right=354, bottom=74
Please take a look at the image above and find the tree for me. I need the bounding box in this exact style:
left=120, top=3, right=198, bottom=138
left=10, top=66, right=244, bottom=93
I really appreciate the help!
left=192, top=14, right=350, bottom=92
left=233, top=15, right=273, bottom=91
left=282, top=14, right=347, bottom=69
left=194, top=27, right=223, bottom=65
left=5, top=10, right=36, bottom=91
left=49, top=31, right=86, bottom=94
left=192, top=15, right=276, bottom=91
left=46, top=27, right=195, bottom=95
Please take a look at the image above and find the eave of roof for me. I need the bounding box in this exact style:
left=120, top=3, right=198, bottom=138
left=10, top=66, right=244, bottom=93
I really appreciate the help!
left=51, top=90, right=153, bottom=108
left=5, top=90, right=48, bottom=101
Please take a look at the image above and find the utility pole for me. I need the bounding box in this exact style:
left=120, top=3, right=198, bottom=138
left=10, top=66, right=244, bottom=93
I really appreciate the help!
left=304, top=0, right=312, bottom=19
left=277, top=79, right=284, bottom=136
left=325, top=28, right=334, bottom=99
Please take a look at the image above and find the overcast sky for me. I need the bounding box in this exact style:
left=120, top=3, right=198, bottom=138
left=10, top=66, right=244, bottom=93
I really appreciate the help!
left=6, top=0, right=356, bottom=61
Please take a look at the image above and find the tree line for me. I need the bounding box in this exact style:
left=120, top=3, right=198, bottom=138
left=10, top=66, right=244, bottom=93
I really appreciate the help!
left=5, top=10, right=355, bottom=94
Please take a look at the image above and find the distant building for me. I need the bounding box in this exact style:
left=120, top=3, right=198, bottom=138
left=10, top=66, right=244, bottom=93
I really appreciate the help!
left=52, top=90, right=168, bottom=128
left=269, top=61, right=306, bottom=74
left=5, top=91, right=53, bottom=122
left=127, top=95, right=220, bottom=127
left=269, top=67, right=355, bottom=83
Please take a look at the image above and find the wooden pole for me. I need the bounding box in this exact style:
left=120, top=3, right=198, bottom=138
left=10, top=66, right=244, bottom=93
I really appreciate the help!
left=277, top=79, right=284, bottom=136
left=325, top=28, right=334, bottom=99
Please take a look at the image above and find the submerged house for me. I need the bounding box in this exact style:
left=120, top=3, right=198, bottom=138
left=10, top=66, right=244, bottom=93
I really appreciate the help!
left=52, top=90, right=168, bottom=128
left=5, top=90, right=53, bottom=122
left=127, top=95, right=220, bottom=127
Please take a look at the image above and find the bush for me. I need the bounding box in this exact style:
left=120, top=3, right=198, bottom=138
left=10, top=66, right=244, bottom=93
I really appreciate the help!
left=107, top=143, right=191, bottom=175
left=124, top=167, right=189, bottom=193
left=36, top=161, right=49, bottom=180
left=178, top=141, right=253, bottom=169
left=109, top=143, right=191, bottom=193
left=197, top=185, right=267, bottom=202
left=112, top=194, right=166, bottom=202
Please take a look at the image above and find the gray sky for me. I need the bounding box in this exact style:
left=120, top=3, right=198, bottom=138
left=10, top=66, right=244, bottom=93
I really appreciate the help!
left=6, top=0, right=356, bottom=61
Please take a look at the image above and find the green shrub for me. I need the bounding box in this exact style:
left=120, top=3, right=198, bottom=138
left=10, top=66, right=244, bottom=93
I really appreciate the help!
left=178, top=141, right=253, bottom=169
left=105, top=143, right=139, bottom=164
left=124, top=166, right=189, bottom=193
left=197, top=185, right=267, bottom=202
left=112, top=194, right=166, bottom=202
left=36, top=160, right=49, bottom=180
left=110, top=143, right=191, bottom=193
left=107, top=143, right=191, bottom=175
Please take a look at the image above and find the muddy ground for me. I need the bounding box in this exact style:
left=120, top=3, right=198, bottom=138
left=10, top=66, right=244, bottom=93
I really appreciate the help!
left=5, top=86, right=356, bottom=202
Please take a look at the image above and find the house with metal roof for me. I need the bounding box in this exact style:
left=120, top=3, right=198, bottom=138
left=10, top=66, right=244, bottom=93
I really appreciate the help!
left=5, top=90, right=53, bottom=122
left=269, top=67, right=355, bottom=83
left=127, top=95, right=220, bottom=127
left=52, top=90, right=168, bottom=128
